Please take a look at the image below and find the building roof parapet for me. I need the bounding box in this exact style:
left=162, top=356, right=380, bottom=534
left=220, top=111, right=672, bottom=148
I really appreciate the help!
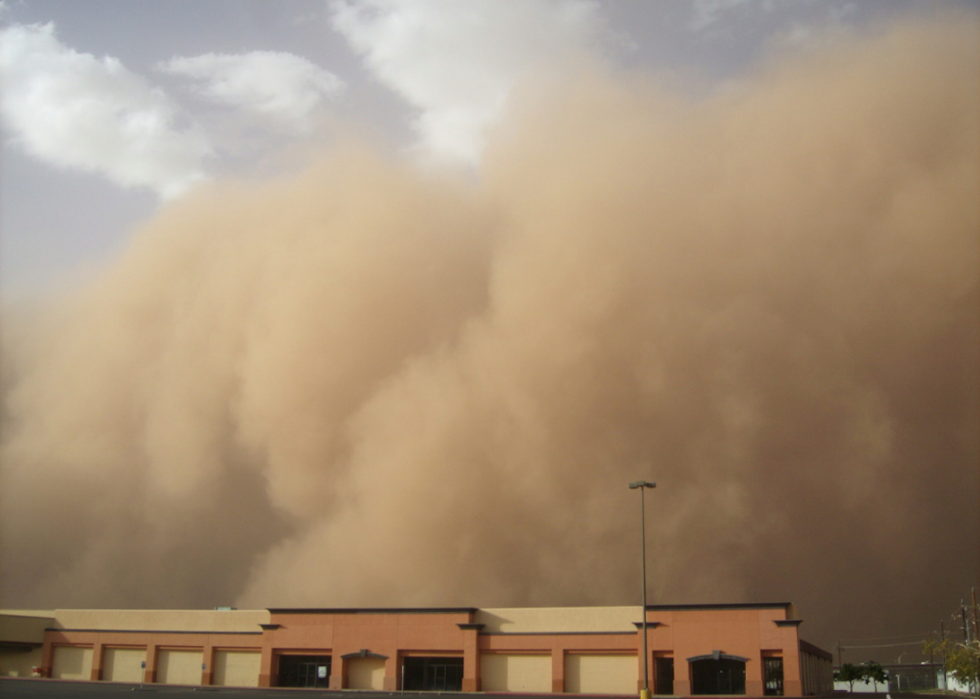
left=647, top=603, right=792, bottom=611
left=268, top=607, right=478, bottom=615
left=481, top=630, right=638, bottom=636
left=45, top=628, right=262, bottom=635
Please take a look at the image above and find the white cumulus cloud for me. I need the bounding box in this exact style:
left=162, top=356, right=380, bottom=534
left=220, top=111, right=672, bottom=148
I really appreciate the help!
left=158, top=51, right=345, bottom=133
left=329, top=0, right=605, bottom=167
left=0, top=22, right=211, bottom=200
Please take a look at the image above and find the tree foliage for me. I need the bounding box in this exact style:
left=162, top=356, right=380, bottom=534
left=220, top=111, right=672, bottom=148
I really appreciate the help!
left=835, top=663, right=864, bottom=691
left=861, top=661, right=888, bottom=692
left=834, top=662, right=889, bottom=693
left=923, top=637, right=980, bottom=689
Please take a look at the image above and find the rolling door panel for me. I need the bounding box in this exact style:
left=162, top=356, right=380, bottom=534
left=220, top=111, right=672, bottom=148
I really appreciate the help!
left=481, top=654, right=551, bottom=693
left=51, top=646, right=92, bottom=680
left=156, top=649, right=203, bottom=685
left=213, top=650, right=260, bottom=687
left=565, top=654, right=636, bottom=695
left=103, top=647, right=145, bottom=682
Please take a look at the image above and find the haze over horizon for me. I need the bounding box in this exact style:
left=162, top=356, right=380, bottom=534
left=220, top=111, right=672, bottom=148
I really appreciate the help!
left=1, top=1, right=977, bottom=662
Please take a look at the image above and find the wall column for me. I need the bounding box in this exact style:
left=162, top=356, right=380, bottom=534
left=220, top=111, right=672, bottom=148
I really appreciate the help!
left=39, top=638, right=53, bottom=678
left=461, top=625, right=482, bottom=691
left=384, top=652, right=399, bottom=691
left=552, top=648, right=565, bottom=693
left=201, top=641, right=215, bottom=686
left=89, top=639, right=104, bottom=681
left=144, top=643, right=158, bottom=684
left=258, top=635, right=275, bottom=687
left=329, top=656, right=348, bottom=689
left=673, top=660, right=691, bottom=697
left=745, top=655, right=764, bottom=697
left=783, top=647, right=802, bottom=696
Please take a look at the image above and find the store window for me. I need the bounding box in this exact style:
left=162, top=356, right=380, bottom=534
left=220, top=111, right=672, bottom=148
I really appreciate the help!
left=402, top=657, right=463, bottom=691
left=689, top=653, right=747, bottom=695
left=277, top=655, right=331, bottom=688
left=764, top=657, right=784, bottom=696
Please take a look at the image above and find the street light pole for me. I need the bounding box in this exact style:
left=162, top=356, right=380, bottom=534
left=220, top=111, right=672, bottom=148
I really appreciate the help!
left=630, top=480, right=656, bottom=699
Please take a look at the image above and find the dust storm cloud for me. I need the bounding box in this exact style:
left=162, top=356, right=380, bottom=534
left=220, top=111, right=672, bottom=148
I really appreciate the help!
left=1, top=14, right=977, bottom=649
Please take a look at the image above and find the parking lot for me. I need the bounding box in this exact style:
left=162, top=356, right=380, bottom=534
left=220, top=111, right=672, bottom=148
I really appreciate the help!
left=2, top=679, right=307, bottom=698
left=1, top=679, right=633, bottom=699
left=0, top=679, right=499, bottom=699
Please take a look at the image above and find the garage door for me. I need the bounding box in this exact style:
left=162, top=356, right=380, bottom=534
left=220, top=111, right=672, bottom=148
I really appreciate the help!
left=213, top=650, right=260, bottom=687
left=481, top=654, right=551, bottom=693
left=565, top=654, right=636, bottom=695
left=348, top=657, right=385, bottom=689
left=51, top=646, right=93, bottom=680
left=103, top=647, right=146, bottom=682
left=156, top=649, right=203, bottom=685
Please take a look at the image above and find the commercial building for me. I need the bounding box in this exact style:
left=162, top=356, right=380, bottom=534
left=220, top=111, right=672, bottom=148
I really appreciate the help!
left=0, top=603, right=833, bottom=695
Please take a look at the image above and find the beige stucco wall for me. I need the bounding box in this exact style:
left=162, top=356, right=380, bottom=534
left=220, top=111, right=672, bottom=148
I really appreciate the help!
left=0, top=612, right=49, bottom=677
left=157, top=649, right=203, bottom=685
left=0, top=647, right=42, bottom=677
left=103, top=647, right=146, bottom=682
left=51, top=645, right=93, bottom=680
left=565, top=654, right=637, bottom=695
left=213, top=650, right=260, bottom=687
left=49, top=609, right=269, bottom=632
left=477, top=607, right=641, bottom=634
left=348, top=657, right=385, bottom=689
left=0, top=613, right=54, bottom=644
left=481, top=653, right=552, bottom=692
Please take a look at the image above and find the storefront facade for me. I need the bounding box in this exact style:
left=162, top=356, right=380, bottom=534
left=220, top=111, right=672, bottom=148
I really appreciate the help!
left=2, top=604, right=833, bottom=695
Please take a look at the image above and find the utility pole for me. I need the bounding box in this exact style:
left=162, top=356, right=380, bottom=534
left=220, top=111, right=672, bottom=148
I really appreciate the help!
left=973, top=587, right=979, bottom=646
left=928, top=635, right=934, bottom=687
left=940, top=620, right=948, bottom=689
left=629, top=480, right=656, bottom=699
left=965, top=604, right=979, bottom=696
left=974, top=588, right=980, bottom=695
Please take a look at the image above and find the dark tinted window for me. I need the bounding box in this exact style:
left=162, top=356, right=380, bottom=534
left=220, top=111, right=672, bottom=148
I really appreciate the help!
left=655, top=657, right=675, bottom=695
left=764, top=657, right=784, bottom=696
left=691, top=658, right=746, bottom=695
left=402, top=657, right=463, bottom=691
left=277, top=655, right=331, bottom=688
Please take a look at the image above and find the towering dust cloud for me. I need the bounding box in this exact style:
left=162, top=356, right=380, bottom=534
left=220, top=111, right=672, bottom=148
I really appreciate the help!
left=1, top=15, right=977, bottom=650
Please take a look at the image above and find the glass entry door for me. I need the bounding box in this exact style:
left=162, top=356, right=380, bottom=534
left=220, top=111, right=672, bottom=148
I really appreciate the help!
left=402, top=657, right=463, bottom=691
left=690, top=657, right=746, bottom=695
left=278, top=655, right=331, bottom=688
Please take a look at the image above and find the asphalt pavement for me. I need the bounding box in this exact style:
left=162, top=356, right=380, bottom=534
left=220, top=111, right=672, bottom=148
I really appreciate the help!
left=1, top=679, right=626, bottom=699
left=0, top=679, right=484, bottom=698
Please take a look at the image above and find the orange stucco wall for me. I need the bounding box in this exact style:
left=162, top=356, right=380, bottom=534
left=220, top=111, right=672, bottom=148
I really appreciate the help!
left=645, top=606, right=804, bottom=696
left=262, top=609, right=475, bottom=689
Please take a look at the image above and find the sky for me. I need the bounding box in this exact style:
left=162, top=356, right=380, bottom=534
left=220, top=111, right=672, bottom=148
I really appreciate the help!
left=1, top=0, right=978, bottom=662
left=4, top=0, right=970, bottom=297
